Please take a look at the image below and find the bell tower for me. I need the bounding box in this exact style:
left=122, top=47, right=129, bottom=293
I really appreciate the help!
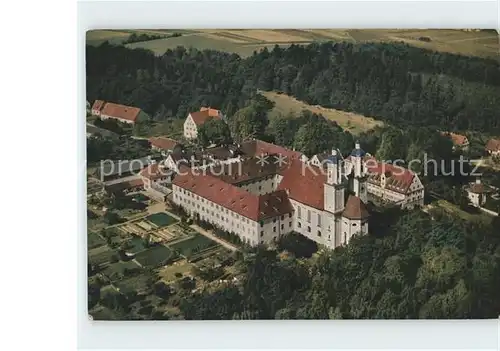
left=324, top=149, right=345, bottom=214
left=350, top=141, right=368, bottom=204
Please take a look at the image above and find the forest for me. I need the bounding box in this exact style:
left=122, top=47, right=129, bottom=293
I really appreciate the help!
left=181, top=209, right=500, bottom=319
left=86, top=41, right=500, bottom=134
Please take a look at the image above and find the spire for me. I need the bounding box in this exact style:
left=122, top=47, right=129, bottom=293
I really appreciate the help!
left=342, top=195, right=369, bottom=220
left=350, top=141, right=366, bottom=158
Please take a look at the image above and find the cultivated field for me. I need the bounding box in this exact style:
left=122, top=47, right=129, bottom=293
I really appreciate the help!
left=86, top=30, right=131, bottom=45
left=262, top=91, right=383, bottom=135
left=88, top=29, right=499, bottom=59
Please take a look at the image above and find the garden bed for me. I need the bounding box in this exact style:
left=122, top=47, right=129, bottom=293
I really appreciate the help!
left=146, top=212, right=178, bottom=227
left=169, top=234, right=218, bottom=259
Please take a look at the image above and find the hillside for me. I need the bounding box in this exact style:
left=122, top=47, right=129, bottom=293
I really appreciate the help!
left=262, top=91, right=383, bottom=135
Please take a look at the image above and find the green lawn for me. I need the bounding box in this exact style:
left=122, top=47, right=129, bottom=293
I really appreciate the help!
left=134, top=245, right=176, bottom=268
left=146, top=212, right=178, bottom=227
left=169, top=234, right=218, bottom=258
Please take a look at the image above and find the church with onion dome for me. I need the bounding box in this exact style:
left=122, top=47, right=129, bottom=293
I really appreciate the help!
left=172, top=139, right=372, bottom=250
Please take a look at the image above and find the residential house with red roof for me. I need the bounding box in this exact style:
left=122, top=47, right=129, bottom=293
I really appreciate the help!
left=149, top=136, right=180, bottom=154
left=183, top=107, right=224, bottom=139
left=485, top=138, right=500, bottom=156
left=465, top=178, right=495, bottom=207
left=344, top=152, right=424, bottom=209
left=172, top=141, right=371, bottom=248
left=91, top=100, right=149, bottom=124
left=440, top=132, right=470, bottom=151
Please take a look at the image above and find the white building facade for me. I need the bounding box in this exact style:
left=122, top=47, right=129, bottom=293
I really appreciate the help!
left=183, top=108, right=224, bottom=140
left=172, top=142, right=373, bottom=250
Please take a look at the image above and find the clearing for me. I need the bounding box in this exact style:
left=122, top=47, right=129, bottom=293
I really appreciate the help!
left=262, top=91, right=383, bottom=135
left=157, top=259, right=195, bottom=283
left=470, top=157, right=500, bottom=172
left=426, top=199, right=493, bottom=224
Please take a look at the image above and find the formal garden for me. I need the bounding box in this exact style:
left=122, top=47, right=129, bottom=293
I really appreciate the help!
left=146, top=212, right=178, bottom=227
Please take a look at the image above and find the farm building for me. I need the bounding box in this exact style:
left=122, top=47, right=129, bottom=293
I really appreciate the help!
left=97, top=157, right=153, bottom=182
left=149, top=136, right=180, bottom=154
left=183, top=107, right=224, bottom=140
left=440, top=132, right=470, bottom=151
left=91, top=100, right=149, bottom=124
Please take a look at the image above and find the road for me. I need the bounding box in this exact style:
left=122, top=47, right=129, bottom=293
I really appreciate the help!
left=189, top=224, right=240, bottom=252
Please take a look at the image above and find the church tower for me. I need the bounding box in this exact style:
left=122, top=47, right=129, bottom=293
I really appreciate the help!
left=350, top=141, right=368, bottom=204
left=324, top=149, right=345, bottom=214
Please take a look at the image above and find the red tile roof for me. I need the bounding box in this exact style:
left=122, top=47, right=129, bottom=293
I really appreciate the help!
left=342, top=195, right=369, bottom=220
left=149, top=136, right=179, bottom=151
left=172, top=172, right=292, bottom=221
left=365, top=158, right=416, bottom=194
left=208, top=157, right=284, bottom=184
left=258, top=190, right=294, bottom=220
left=241, top=139, right=303, bottom=161
left=189, top=108, right=221, bottom=126
left=486, top=138, right=500, bottom=152
left=91, top=100, right=105, bottom=112
left=200, top=107, right=221, bottom=118
left=441, top=132, right=468, bottom=146
left=277, top=159, right=326, bottom=210
left=100, top=102, right=142, bottom=122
